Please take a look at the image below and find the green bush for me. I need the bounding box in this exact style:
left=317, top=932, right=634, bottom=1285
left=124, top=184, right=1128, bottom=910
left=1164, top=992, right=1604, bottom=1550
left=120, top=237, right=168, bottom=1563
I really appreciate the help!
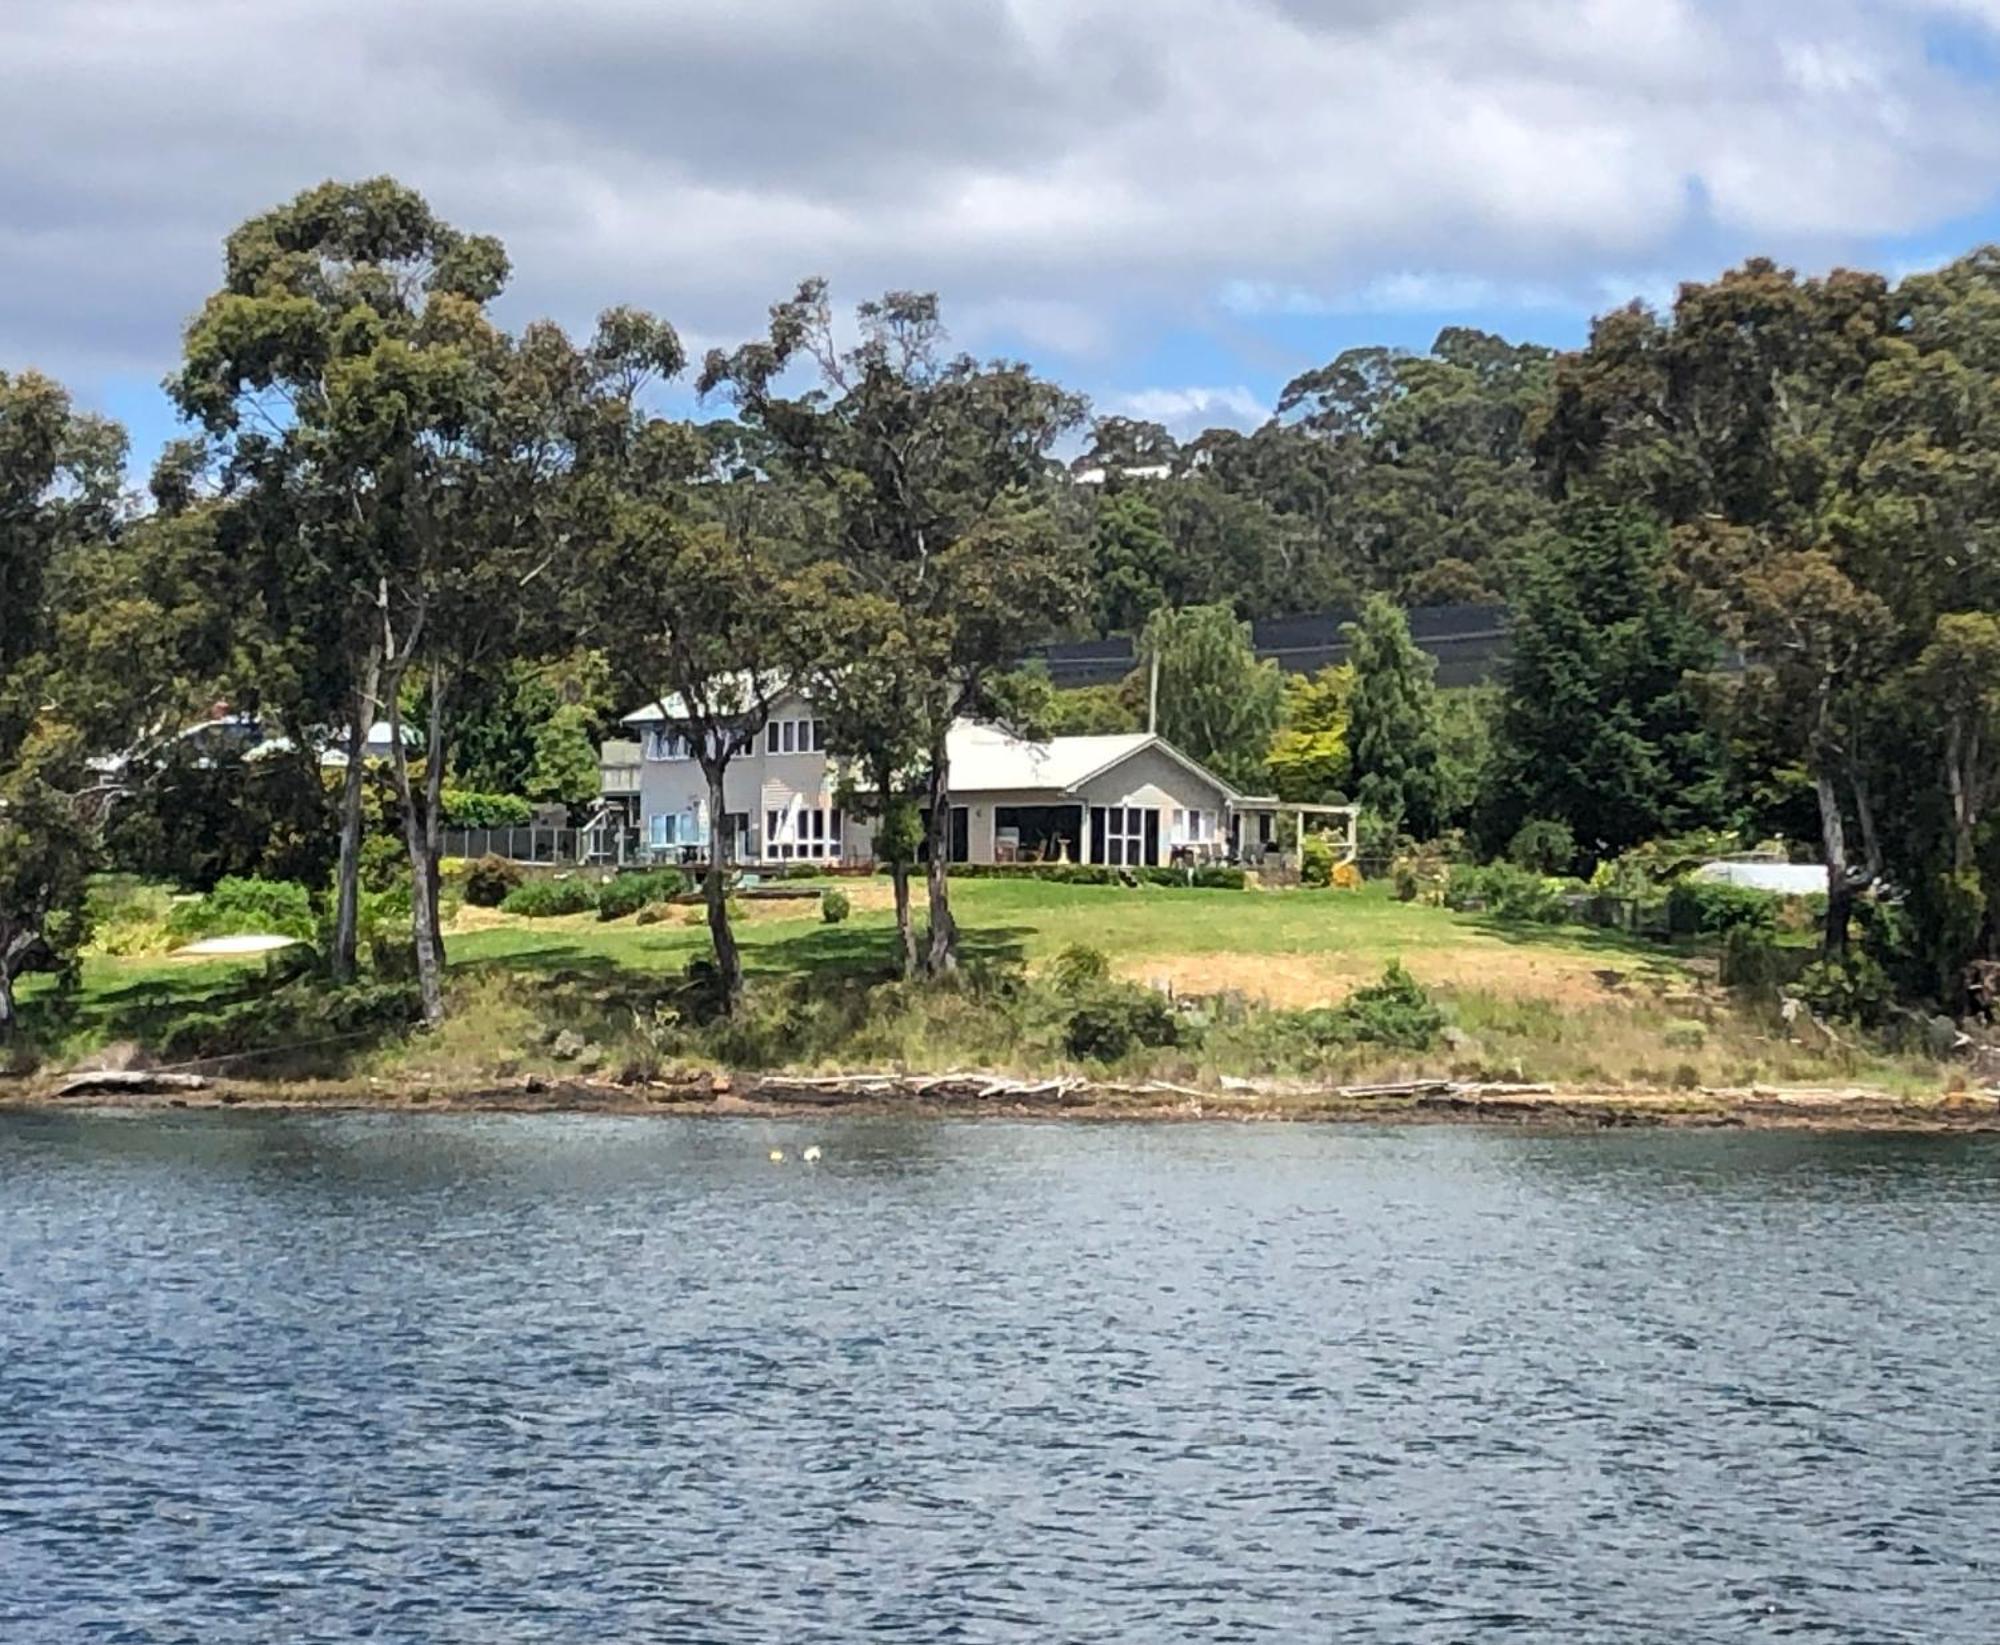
left=500, top=877, right=596, bottom=918
left=1288, top=961, right=1445, bottom=1050
left=1665, top=878, right=1781, bottom=938
left=820, top=888, right=851, bottom=924
left=1048, top=943, right=1111, bottom=991
left=1445, top=862, right=1571, bottom=924
left=1063, top=985, right=1182, bottom=1062
left=440, top=789, right=534, bottom=828
left=595, top=869, right=689, bottom=921
left=1795, top=951, right=1896, bottom=1028
left=167, top=876, right=317, bottom=943
left=462, top=855, right=524, bottom=908
left=920, top=862, right=1245, bottom=889
left=1300, top=834, right=1335, bottom=887
left=1507, top=819, right=1576, bottom=876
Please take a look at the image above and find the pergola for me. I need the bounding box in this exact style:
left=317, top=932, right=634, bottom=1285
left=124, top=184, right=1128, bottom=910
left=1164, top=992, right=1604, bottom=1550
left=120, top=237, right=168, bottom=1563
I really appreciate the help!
left=1231, top=800, right=1360, bottom=865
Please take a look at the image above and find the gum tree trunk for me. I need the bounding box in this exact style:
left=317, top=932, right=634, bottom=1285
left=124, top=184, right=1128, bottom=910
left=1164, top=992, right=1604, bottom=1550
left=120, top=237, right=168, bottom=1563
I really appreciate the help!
left=330, top=641, right=383, bottom=982
left=388, top=673, right=447, bottom=1028
left=923, top=733, right=958, bottom=977
left=702, top=759, right=742, bottom=1011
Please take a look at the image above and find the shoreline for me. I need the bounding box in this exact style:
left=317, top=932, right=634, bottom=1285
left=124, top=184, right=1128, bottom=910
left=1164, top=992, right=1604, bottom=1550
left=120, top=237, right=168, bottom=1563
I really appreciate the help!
left=5, top=1070, right=1998, bottom=1133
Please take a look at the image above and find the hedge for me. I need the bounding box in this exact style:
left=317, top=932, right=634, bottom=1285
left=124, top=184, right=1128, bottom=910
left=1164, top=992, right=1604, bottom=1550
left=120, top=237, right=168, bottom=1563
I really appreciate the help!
left=902, top=862, right=1246, bottom=889
left=440, top=789, right=535, bottom=828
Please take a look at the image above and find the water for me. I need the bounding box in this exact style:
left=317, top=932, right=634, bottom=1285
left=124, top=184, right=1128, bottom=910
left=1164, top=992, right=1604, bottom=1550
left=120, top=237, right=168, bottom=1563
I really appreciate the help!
left=2, top=1114, right=1998, bottom=1642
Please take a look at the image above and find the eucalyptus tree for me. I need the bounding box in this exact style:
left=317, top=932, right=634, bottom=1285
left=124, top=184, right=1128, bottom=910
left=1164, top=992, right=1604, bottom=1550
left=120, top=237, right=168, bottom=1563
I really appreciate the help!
left=0, top=375, right=229, bottom=1038
left=582, top=395, right=813, bottom=1012
left=699, top=283, right=1086, bottom=975
left=172, top=177, right=510, bottom=984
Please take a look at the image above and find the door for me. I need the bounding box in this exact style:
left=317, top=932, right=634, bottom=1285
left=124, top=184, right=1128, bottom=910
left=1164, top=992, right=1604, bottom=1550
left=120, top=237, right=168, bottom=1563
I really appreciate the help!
left=917, top=806, right=972, bottom=864
left=1088, top=806, right=1156, bottom=867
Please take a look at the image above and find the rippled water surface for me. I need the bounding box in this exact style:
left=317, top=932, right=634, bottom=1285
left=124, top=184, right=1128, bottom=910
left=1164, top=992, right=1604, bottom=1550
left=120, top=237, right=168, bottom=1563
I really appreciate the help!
left=4, top=1114, right=2000, bottom=1641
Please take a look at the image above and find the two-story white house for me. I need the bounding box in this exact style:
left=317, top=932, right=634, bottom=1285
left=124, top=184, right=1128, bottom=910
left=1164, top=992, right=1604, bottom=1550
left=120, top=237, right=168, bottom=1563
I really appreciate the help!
left=622, top=688, right=1276, bottom=868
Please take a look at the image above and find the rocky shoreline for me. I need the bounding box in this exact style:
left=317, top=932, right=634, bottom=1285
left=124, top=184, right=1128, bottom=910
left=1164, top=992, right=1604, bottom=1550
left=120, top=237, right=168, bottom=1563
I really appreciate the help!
left=7, top=1068, right=1999, bottom=1132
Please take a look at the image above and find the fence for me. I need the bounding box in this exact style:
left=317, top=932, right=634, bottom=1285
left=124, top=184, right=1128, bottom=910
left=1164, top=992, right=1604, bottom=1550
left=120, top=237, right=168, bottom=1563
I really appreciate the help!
left=441, top=827, right=594, bottom=864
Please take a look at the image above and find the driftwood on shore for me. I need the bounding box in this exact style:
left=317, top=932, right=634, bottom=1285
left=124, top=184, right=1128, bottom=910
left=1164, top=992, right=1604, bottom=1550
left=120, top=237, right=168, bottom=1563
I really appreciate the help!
left=50, top=1070, right=210, bottom=1098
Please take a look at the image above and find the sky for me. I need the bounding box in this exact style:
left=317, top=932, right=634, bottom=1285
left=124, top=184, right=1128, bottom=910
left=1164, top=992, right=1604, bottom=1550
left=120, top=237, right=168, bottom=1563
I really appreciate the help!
left=11, top=0, right=2000, bottom=478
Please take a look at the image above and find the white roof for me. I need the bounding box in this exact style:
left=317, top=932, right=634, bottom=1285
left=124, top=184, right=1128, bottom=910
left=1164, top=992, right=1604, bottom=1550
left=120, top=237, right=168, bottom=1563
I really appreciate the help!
left=1693, top=860, right=1829, bottom=895
left=946, top=723, right=1239, bottom=800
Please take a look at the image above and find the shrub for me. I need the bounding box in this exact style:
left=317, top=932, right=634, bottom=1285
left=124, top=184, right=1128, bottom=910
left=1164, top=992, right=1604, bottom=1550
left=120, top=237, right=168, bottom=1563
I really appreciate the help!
left=357, top=832, right=410, bottom=893
left=1300, top=834, right=1335, bottom=887
left=1063, top=985, right=1181, bottom=1062
left=1795, top=951, right=1895, bottom=1028
left=635, top=903, right=675, bottom=927
left=596, top=869, right=689, bottom=922
left=167, top=876, right=317, bottom=943
left=1389, top=839, right=1456, bottom=906
left=1507, top=819, right=1576, bottom=876
left=1048, top=943, right=1111, bottom=991
left=1665, top=879, right=1780, bottom=938
left=500, top=877, right=596, bottom=918
left=1331, top=860, right=1363, bottom=891
left=1445, top=862, right=1571, bottom=924
left=1290, top=961, right=1445, bottom=1050
left=463, top=855, right=524, bottom=908
left=820, top=888, right=851, bottom=924
left=921, top=862, right=1245, bottom=890
left=440, top=789, right=534, bottom=828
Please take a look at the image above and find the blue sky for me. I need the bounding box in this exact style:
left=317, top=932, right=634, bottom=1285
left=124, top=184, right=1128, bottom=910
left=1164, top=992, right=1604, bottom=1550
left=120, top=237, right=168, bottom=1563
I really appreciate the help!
left=10, top=0, right=2000, bottom=480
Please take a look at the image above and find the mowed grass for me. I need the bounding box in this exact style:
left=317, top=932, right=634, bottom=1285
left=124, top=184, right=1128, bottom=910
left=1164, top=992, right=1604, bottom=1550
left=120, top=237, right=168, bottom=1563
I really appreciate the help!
left=445, top=877, right=1691, bottom=1007
left=11, top=877, right=1944, bottom=1096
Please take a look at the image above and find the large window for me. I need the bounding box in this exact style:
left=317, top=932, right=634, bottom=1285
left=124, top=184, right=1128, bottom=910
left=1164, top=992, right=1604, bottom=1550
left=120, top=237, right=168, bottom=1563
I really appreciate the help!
left=649, top=811, right=697, bottom=849
left=646, top=728, right=693, bottom=762
left=762, top=806, right=844, bottom=860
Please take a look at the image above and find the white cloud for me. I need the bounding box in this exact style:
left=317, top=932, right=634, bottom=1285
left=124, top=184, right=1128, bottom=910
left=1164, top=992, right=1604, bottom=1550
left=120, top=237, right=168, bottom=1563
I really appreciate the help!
left=3, top=0, right=2000, bottom=391
left=1109, top=386, right=1269, bottom=436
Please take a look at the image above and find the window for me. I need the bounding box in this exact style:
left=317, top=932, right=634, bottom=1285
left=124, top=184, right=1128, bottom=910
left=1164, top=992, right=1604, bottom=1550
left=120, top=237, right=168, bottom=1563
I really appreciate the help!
left=811, top=721, right=828, bottom=752
left=1173, top=807, right=1210, bottom=845
left=646, top=729, right=692, bottom=762
left=650, top=813, right=688, bottom=848
left=762, top=805, right=843, bottom=860
left=765, top=722, right=780, bottom=754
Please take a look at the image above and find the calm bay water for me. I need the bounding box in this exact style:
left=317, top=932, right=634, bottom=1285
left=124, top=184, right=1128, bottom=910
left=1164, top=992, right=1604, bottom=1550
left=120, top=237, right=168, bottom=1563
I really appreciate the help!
left=2, top=1114, right=1998, bottom=1641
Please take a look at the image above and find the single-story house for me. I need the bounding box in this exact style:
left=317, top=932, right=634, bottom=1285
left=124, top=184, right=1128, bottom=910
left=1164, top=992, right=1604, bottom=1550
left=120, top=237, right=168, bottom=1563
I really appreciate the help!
left=620, top=689, right=1334, bottom=868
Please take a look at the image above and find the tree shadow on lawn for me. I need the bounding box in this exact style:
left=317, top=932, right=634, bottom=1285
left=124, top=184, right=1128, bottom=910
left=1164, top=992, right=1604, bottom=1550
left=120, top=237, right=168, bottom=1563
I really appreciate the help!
left=445, top=923, right=1036, bottom=1048
left=20, top=962, right=416, bottom=1080
left=1459, top=914, right=1703, bottom=989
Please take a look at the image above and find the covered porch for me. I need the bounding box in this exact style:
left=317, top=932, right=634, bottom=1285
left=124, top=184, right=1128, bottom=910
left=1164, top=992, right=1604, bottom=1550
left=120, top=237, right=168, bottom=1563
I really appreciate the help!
left=1228, top=801, right=1360, bottom=877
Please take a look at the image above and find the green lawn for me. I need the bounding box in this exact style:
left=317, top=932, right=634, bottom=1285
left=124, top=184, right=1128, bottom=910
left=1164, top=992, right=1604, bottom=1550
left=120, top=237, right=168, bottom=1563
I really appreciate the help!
left=9, top=877, right=1940, bottom=1096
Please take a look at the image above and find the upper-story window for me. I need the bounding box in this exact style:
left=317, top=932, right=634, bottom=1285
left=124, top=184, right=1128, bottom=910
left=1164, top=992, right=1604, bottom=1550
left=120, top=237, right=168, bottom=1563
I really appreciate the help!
left=764, top=717, right=823, bottom=755
left=646, top=728, right=693, bottom=761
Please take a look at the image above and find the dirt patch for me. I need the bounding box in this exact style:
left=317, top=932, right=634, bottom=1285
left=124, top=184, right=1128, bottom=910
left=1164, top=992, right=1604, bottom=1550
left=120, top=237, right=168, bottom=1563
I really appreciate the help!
left=1113, top=948, right=1677, bottom=1009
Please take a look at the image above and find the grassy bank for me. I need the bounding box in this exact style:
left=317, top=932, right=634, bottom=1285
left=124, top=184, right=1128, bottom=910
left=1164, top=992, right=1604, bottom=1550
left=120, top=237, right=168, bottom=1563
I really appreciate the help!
left=8, top=877, right=1947, bottom=1099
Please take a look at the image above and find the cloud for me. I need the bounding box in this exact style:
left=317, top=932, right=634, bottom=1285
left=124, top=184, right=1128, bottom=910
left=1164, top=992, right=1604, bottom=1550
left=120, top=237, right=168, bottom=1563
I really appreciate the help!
left=1107, top=386, right=1269, bottom=436
left=6, top=0, right=2000, bottom=402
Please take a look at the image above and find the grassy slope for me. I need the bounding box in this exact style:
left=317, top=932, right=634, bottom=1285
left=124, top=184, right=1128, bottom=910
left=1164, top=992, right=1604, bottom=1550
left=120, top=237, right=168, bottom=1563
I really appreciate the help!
left=14, top=879, right=1942, bottom=1096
